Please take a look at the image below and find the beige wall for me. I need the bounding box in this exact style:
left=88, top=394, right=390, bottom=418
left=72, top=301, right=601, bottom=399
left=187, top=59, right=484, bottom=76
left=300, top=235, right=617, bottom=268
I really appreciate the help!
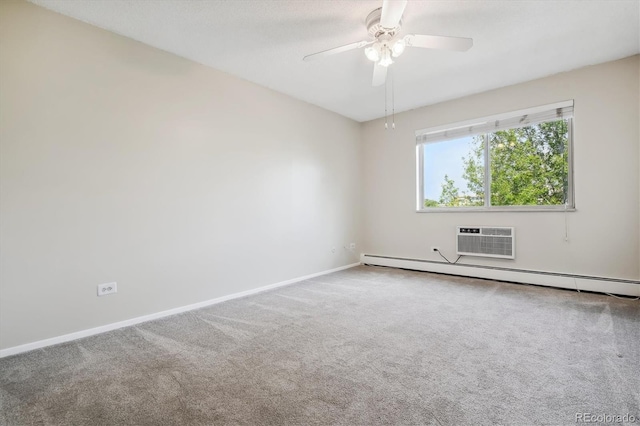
left=0, top=1, right=362, bottom=350
left=362, top=55, right=640, bottom=281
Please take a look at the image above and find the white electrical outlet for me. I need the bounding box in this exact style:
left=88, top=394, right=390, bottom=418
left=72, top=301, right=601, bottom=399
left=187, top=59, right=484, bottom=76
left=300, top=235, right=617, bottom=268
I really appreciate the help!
left=349, top=243, right=356, bottom=250
left=97, top=282, right=117, bottom=296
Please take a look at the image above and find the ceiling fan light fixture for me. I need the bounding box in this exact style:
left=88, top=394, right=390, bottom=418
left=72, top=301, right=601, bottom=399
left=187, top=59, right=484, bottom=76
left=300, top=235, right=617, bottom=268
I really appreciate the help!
left=364, top=45, right=380, bottom=62
left=378, top=48, right=393, bottom=67
left=391, top=39, right=406, bottom=57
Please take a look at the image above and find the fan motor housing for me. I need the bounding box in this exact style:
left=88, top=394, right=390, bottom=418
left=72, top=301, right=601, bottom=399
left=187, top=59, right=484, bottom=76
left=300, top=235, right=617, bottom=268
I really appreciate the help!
left=366, top=7, right=402, bottom=38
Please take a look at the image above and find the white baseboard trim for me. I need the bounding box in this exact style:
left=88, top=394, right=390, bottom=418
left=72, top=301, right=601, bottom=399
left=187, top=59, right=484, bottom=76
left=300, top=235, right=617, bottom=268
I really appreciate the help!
left=361, top=254, right=640, bottom=297
left=0, top=262, right=361, bottom=359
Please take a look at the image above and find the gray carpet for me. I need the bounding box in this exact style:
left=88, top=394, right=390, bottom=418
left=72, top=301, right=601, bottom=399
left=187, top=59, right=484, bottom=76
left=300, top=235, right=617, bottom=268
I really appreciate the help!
left=1, top=265, right=638, bottom=425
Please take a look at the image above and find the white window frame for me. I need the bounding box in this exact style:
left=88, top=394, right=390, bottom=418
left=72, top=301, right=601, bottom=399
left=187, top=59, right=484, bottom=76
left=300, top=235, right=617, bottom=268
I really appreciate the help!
left=416, top=101, right=575, bottom=212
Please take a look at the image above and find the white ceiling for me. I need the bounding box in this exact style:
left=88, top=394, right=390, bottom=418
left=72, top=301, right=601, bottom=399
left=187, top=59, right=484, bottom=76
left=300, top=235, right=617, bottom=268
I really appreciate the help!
left=28, top=0, right=640, bottom=122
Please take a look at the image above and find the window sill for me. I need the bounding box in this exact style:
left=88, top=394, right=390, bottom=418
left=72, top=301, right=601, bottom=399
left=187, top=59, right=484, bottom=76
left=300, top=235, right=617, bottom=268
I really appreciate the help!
left=416, top=206, right=576, bottom=213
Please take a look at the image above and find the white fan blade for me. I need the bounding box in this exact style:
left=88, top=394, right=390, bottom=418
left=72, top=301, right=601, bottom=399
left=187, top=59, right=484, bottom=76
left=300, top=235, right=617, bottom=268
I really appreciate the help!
left=380, top=0, right=408, bottom=29
left=303, top=40, right=371, bottom=62
left=372, top=63, right=387, bottom=87
left=405, top=34, right=473, bottom=51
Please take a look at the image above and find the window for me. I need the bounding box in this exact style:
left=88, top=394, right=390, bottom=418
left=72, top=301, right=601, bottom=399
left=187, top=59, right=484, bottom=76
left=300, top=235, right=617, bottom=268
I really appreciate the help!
left=416, top=101, right=574, bottom=211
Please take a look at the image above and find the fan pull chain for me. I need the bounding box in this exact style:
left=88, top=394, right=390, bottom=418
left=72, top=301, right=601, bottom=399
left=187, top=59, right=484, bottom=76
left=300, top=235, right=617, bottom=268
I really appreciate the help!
left=391, top=67, right=395, bottom=130
left=384, top=74, right=388, bottom=130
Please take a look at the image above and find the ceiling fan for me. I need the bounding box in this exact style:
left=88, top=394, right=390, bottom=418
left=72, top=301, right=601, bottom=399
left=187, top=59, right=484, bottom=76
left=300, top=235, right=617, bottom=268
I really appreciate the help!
left=303, top=0, right=473, bottom=87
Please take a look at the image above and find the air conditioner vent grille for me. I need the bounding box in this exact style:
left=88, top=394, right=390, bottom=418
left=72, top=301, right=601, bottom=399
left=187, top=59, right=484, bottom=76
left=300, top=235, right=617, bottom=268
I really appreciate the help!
left=482, top=227, right=512, bottom=236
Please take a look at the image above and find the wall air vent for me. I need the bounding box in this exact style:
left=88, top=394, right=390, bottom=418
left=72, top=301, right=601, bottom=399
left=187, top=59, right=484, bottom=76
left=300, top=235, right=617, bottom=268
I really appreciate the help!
left=456, top=226, right=515, bottom=259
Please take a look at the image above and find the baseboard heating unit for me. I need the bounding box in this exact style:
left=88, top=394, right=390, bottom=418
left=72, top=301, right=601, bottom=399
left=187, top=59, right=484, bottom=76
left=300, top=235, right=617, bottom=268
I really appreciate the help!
left=361, top=254, right=640, bottom=297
